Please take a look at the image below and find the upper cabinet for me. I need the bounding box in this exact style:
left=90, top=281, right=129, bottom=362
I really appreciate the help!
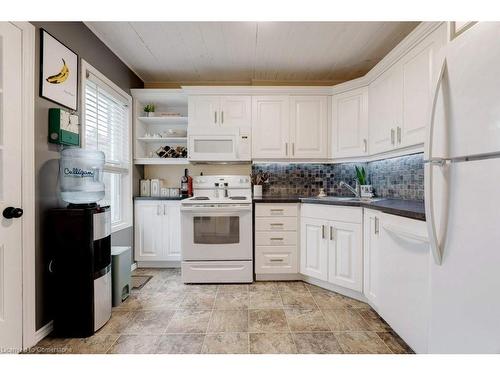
left=252, top=95, right=328, bottom=160
left=290, top=96, right=328, bottom=159
left=369, top=25, right=445, bottom=155
left=369, top=63, right=403, bottom=154
left=188, top=95, right=251, bottom=128
left=252, top=96, right=290, bottom=159
left=332, top=87, right=369, bottom=158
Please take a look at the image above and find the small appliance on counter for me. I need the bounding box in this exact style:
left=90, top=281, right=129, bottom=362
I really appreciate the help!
left=48, top=147, right=112, bottom=337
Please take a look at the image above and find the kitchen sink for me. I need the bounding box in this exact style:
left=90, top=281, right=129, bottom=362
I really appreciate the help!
left=311, top=196, right=384, bottom=203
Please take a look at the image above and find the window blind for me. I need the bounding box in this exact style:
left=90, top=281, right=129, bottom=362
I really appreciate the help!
left=84, top=73, right=129, bottom=171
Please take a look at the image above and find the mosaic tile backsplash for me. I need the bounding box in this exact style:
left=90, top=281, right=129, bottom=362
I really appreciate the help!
left=252, top=153, right=424, bottom=201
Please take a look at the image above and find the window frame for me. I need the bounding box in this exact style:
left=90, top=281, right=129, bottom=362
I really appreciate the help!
left=80, top=59, right=133, bottom=233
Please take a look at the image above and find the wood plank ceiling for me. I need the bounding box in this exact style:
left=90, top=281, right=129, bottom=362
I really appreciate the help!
left=85, top=22, right=419, bottom=86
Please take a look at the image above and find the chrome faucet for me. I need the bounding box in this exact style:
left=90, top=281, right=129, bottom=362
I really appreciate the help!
left=339, top=181, right=360, bottom=197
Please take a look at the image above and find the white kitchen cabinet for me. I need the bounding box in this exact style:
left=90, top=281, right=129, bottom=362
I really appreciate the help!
left=300, top=216, right=328, bottom=281
left=327, top=221, right=363, bottom=292
left=369, top=63, right=403, bottom=154
left=377, top=212, right=431, bottom=353
left=255, top=203, right=299, bottom=276
left=363, top=209, right=381, bottom=309
left=290, top=96, right=328, bottom=158
left=400, top=28, right=444, bottom=148
left=300, top=204, right=363, bottom=290
left=252, top=96, right=290, bottom=159
left=369, top=26, right=445, bottom=154
left=134, top=200, right=181, bottom=262
left=188, top=95, right=251, bottom=128
left=331, top=87, right=369, bottom=158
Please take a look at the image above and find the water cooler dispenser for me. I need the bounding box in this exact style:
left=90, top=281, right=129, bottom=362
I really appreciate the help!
left=48, top=148, right=112, bottom=337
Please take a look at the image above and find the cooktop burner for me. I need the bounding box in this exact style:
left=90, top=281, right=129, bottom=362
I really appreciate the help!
left=229, top=196, right=247, bottom=200
left=191, top=196, right=210, bottom=200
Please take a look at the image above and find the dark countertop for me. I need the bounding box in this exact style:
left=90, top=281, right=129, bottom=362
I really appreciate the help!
left=254, top=196, right=425, bottom=221
left=134, top=196, right=184, bottom=201
left=252, top=196, right=302, bottom=203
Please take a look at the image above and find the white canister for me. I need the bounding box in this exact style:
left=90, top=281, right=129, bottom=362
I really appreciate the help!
left=140, top=179, right=151, bottom=197
left=160, top=188, right=170, bottom=197
left=253, top=185, right=263, bottom=198
left=150, top=179, right=161, bottom=197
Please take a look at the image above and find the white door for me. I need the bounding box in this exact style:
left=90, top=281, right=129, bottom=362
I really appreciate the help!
left=363, top=210, right=381, bottom=309
left=400, top=26, right=445, bottom=148
left=300, top=217, right=328, bottom=281
left=252, top=96, right=290, bottom=159
left=220, top=96, right=251, bottom=127
left=289, top=96, right=328, bottom=158
left=327, top=221, right=363, bottom=292
left=134, top=202, right=167, bottom=261
left=0, top=22, right=23, bottom=351
left=188, top=95, right=220, bottom=128
left=369, top=64, right=402, bottom=154
left=332, top=87, right=369, bottom=158
left=164, top=202, right=181, bottom=260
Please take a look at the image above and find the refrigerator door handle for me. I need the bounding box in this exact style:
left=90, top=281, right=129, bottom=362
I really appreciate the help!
left=425, top=57, right=448, bottom=266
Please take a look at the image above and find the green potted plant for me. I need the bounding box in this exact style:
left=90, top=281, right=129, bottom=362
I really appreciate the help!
left=355, top=166, right=373, bottom=198
left=144, top=104, right=155, bottom=117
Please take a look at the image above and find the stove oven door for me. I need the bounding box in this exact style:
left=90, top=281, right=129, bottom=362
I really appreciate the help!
left=181, top=205, right=252, bottom=260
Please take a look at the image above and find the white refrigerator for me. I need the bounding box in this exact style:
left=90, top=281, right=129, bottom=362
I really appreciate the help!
left=425, top=22, right=500, bottom=353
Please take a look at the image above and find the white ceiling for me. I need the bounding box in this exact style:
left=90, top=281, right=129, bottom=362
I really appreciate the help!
left=85, top=22, right=419, bottom=85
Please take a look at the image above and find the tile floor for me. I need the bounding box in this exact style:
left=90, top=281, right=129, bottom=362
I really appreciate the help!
left=31, top=268, right=413, bottom=354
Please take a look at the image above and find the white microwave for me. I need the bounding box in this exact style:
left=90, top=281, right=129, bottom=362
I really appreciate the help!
left=188, top=127, right=251, bottom=162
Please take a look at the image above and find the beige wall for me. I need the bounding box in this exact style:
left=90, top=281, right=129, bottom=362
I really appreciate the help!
left=143, top=164, right=252, bottom=189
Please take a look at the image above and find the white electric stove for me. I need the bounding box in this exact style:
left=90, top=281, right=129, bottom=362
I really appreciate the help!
left=181, top=175, right=253, bottom=283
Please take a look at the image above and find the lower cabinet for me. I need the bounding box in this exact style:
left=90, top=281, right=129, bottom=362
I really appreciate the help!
left=363, top=209, right=381, bottom=309
left=255, top=203, right=299, bottom=276
left=300, top=204, right=363, bottom=292
left=134, top=200, right=181, bottom=262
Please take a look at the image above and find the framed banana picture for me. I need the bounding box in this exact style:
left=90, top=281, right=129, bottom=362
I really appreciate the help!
left=40, top=29, right=78, bottom=110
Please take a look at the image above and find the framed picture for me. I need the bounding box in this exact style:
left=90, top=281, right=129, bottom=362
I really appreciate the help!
left=40, top=29, right=78, bottom=110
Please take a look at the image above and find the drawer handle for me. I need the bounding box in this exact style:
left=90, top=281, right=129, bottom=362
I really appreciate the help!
left=270, top=237, right=284, bottom=241
left=269, top=258, right=284, bottom=262
left=270, top=223, right=284, bottom=226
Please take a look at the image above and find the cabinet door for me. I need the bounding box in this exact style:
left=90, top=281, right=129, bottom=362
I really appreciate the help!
left=188, top=95, right=220, bottom=128
left=252, top=96, right=290, bottom=159
left=369, top=64, right=403, bottom=154
left=290, top=96, right=328, bottom=158
left=332, top=87, right=369, bottom=158
left=164, top=202, right=181, bottom=260
left=300, top=217, right=328, bottom=281
left=327, top=221, right=363, bottom=292
left=220, top=96, right=251, bottom=127
left=363, top=210, right=381, bottom=308
left=400, top=29, right=443, bottom=148
left=134, top=202, right=166, bottom=261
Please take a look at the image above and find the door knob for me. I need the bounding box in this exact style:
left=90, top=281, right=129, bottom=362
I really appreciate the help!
left=3, top=207, right=23, bottom=219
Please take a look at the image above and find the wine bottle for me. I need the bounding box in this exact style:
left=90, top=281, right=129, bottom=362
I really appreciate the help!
left=180, top=168, right=189, bottom=198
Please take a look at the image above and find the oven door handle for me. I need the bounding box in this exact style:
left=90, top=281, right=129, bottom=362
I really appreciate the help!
left=181, top=206, right=252, bottom=213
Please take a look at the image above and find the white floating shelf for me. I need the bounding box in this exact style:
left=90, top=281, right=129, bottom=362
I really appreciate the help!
left=137, top=137, right=187, bottom=143
left=137, top=116, right=188, bottom=125
left=134, top=158, right=189, bottom=165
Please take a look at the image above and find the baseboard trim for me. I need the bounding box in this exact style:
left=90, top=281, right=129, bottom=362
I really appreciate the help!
left=136, top=261, right=181, bottom=268
left=33, top=321, right=53, bottom=345
left=256, top=273, right=301, bottom=281
left=300, top=275, right=368, bottom=303
left=130, top=262, right=137, bottom=272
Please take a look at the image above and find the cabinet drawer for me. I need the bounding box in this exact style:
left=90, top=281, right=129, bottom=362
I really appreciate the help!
left=255, top=231, right=297, bottom=246
left=255, top=216, right=297, bottom=231
left=255, top=246, right=298, bottom=274
left=301, top=203, right=362, bottom=224
left=255, top=203, right=298, bottom=217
